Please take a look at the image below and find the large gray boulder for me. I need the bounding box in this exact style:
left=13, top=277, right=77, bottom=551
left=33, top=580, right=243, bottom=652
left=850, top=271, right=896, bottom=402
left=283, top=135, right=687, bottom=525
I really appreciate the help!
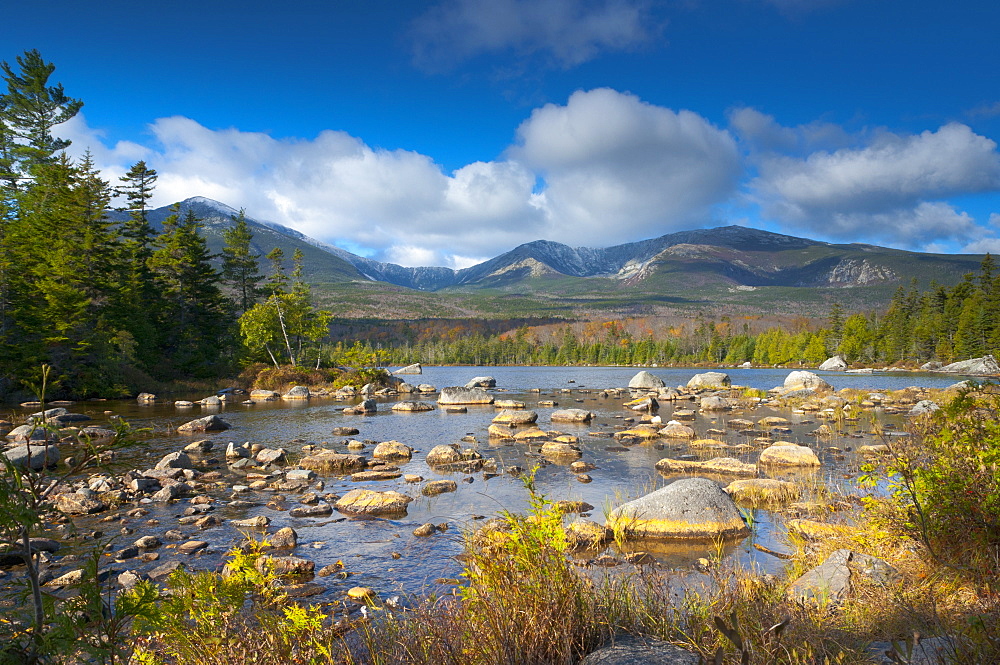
left=936, top=354, right=1000, bottom=376
left=686, top=372, right=730, bottom=390
left=437, top=386, right=494, bottom=405
left=550, top=408, right=593, bottom=423
left=908, top=400, right=941, bottom=416
left=607, top=477, right=748, bottom=540
left=6, top=425, right=58, bottom=443
left=818, top=355, right=848, bottom=371
left=783, top=370, right=833, bottom=393
left=393, top=363, right=422, bottom=375
left=464, top=376, right=496, bottom=388
left=628, top=371, right=665, bottom=389
left=2, top=443, right=60, bottom=471
left=283, top=385, right=311, bottom=400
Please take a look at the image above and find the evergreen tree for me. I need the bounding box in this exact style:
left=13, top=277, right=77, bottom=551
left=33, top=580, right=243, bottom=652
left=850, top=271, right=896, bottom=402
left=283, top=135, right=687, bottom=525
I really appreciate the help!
left=0, top=50, right=82, bottom=187
left=221, top=209, right=263, bottom=314
left=149, top=208, right=230, bottom=377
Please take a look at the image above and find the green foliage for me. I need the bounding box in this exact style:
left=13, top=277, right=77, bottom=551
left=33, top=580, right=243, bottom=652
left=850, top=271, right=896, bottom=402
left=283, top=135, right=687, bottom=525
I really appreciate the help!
left=133, top=541, right=339, bottom=665
left=221, top=209, right=263, bottom=314
left=871, top=386, right=1000, bottom=578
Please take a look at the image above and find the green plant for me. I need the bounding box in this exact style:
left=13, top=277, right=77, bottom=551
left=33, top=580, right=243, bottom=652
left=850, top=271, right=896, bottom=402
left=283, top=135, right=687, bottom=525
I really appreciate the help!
left=133, top=540, right=342, bottom=665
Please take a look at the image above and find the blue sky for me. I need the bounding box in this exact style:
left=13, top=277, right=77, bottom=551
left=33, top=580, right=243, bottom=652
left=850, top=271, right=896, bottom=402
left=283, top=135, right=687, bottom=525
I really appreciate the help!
left=4, top=0, right=1000, bottom=267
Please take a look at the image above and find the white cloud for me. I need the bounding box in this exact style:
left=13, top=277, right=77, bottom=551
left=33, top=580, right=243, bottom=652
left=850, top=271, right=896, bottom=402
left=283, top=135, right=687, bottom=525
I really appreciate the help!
left=746, top=120, right=1000, bottom=247
left=511, top=88, right=741, bottom=243
left=57, top=89, right=743, bottom=267
left=411, top=0, right=660, bottom=70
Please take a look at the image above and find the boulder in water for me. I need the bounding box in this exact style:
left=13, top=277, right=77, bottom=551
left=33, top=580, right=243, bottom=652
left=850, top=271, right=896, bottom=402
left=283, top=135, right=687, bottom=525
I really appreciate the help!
left=607, top=477, right=748, bottom=540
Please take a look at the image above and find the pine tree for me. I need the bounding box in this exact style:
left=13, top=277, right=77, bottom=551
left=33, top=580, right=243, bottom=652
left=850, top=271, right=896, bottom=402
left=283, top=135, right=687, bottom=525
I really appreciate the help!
left=149, top=208, right=230, bottom=377
left=221, top=209, right=263, bottom=314
left=0, top=50, right=82, bottom=187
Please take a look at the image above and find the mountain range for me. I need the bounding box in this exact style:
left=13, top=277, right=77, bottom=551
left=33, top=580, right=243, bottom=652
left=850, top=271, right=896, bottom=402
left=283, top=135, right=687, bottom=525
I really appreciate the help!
left=119, top=197, right=985, bottom=318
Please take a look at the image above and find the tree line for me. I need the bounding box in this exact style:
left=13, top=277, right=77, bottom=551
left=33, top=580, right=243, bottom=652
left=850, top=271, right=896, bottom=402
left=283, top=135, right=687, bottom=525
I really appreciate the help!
left=370, top=256, right=1000, bottom=368
left=0, top=50, right=329, bottom=397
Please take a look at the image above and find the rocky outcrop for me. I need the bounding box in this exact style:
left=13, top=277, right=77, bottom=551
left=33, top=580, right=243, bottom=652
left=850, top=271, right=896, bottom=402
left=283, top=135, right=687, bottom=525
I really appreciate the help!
left=655, top=457, right=757, bottom=477
left=297, top=451, right=367, bottom=474
left=282, top=386, right=310, bottom=400
left=607, top=477, right=749, bottom=540
left=391, top=401, right=434, bottom=412
left=393, top=363, right=422, bottom=375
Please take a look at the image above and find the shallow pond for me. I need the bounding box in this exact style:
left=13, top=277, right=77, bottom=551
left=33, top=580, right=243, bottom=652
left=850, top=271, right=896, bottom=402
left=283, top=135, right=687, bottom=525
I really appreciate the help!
left=5, top=366, right=966, bottom=602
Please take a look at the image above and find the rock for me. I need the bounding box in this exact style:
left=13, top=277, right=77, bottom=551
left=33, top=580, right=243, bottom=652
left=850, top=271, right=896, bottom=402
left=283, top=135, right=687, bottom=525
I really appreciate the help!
left=298, top=451, right=367, bottom=475
left=177, top=540, right=209, bottom=555
left=134, top=535, right=161, bottom=549
left=269, top=527, right=298, bottom=548
left=372, top=440, right=414, bottom=461
left=464, top=376, right=496, bottom=388
left=786, top=518, right=841, bottom=540
left=226, top=441, right=251, bottom=459
left=250, top=389, right=280, bottom=401
left=655, top=457, right=757, bottom=477
left=550, top=408, right=593, bottom=423
left=628, top=371, right=665, bottom=389
left=580, top=636, right=700, bottom=665
left=256, top=448, right=287, bottom=465
left=607, top=477, right=748, bottom=540
left=908, top=400, right=941, bottom=416
left=155, top=451, right=193, bottom=470
left=624, top=396, right=658, bottom=412
left=331, top=426, right=361, bottom=436
left=566, top=520, right=610, bottom=551
left=421, top=480, right=457, bottom=496
left=5, top=425, right=58, bottom=443
left=935, top=354, right=1000, bottom=376
left=347, top=586, right=375, bottom=601
left=351, top=469, right=402, bottom=481
left=437, top=387, right=494, bottom=405
left=177, top=415, right=230, bottom=433
left=342, top=399, right=376, bottom=415
left=200, top=395, right=222, bottom=407
left=335, top=489, right=412, bottom=516
left=658, top=423, right=695, bottom=439
left=288, top=504, right=334, bottom=518
left=136, top=393, right=156, bottom=403
left=758, top=416, right=790, bottom=428
left=425, top=445, right=461, bottom=466
left=117, top=570, right=148, bottom=590
left=570, top=461, right=597, bottom=473
left=183, top=439, right=214, bottom=454
left=285, top=468, right=317, bottom=482
left=495, top=399, right=525, bottom=409
left=686, top=372, right=731, bottom=390
left=283, top=386, right=311, bottom=400
left=264, top=555, right=314, bottom=576
left=391, top=401, right=435, bottom=412
left=699, top=396, right=731, bottom=411
left=540, top=441, right=582, bottom=460
left=758, top=443, right=821, bottom=467
left=393, top=363, right=422, bottom=375
left=416, top=384, right=437, bottom=393
left=148, top=560, right=184, bottom=580
left=55, top=492, right=106, bottom=515
left=787, top=549, right=898, bottom=607
left=487, top=424, right=515, bottom=440
left=513, top=427, right=551, bottom=442
left=47, top=569, right=85, bottom=587
left=724, top=479, right=800, bottom=506
left=413, top=523, right=437, bottom=537
left=818, top=355, right=848, bottom=371
left=232, top=515, right=270, bottom=528
left=1, top=443, right=60, bottom=470
left=783, top=371, right=833, bottom=393
left=492, top=409, right=538, bottom=425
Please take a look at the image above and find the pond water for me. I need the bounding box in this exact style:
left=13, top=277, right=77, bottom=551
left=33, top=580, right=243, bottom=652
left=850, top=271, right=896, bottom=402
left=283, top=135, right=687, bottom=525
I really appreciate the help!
left=9, top=366, right=965, bottom=602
